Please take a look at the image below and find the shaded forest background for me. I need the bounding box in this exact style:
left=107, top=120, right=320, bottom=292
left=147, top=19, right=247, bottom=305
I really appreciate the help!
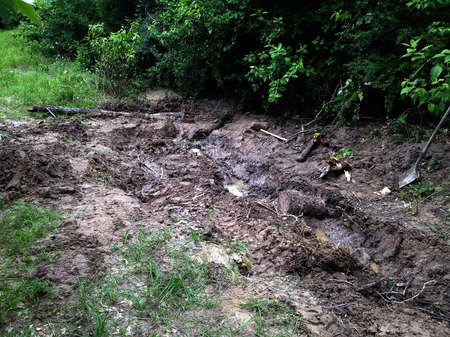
left=2, top=0, right=449, bottom=124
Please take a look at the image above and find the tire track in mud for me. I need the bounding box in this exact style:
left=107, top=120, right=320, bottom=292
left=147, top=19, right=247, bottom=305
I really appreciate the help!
left=0, top=99, right=448, bottom=335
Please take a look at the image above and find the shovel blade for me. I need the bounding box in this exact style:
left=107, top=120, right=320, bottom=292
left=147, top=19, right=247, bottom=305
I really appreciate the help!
left=398, top=166, right=420, bottom=189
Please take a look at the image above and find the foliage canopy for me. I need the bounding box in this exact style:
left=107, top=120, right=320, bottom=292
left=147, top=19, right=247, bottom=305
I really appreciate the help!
left=10, top=0, right=450, bottom=121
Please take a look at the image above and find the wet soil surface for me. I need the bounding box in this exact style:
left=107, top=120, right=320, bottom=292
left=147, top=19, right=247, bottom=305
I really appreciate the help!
left=1, top=98, right=449, bottom=336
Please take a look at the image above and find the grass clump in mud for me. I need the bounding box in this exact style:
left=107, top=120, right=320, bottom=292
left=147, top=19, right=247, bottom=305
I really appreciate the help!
left=0, top=200, right=62, bottom=328
left=66, top=226, right=304, bottom=336
left=0, top=30, right=109, bottom=119
left=66, top=227, right=223, bottom=336
left=115, top=228, right=217, bottom=311
left=240, top=297, right=303, bottom=336
left=332, top=147, right=355, bottom=159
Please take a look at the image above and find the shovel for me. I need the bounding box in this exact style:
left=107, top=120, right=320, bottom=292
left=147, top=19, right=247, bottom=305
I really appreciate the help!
left=398, top=105, right=450, bottom=188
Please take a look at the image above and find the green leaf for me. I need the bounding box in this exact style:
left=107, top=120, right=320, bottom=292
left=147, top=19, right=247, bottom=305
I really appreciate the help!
left=401, top=86, right=414, bottom=95
left=442, top=88, right=450, bottom=102
left=430, top=65, right=443, bottom=80
left=419, top=93, right=427, bottom=106
left=428, top=103, right=435, bottom=113
left=1, top=0, right=40, bottom=25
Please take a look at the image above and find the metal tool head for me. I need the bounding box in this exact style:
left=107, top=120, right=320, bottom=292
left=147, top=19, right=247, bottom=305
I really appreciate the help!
left=398, top=166, right=420, bottom=189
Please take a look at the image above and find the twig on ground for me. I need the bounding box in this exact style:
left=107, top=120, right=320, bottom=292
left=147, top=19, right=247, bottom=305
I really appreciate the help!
left=402, top=277, right=415, bottom=296
left=255, top=202, right=302, bottom=222
left=256, top=201, right=278, bottom=214
left=391, top=280, right=435, bottom=304
left=286, top=127, right=316, bottom=143
left=326, top=278, right=355, bottom=287
left=358, top=280, right=385, bottom=292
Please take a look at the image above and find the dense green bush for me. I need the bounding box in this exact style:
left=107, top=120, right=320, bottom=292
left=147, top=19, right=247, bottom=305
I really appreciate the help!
left=20, top=0, right=139, bottom=56
left=400, top=2, right=449, bottom=116
left=140, top=0, right=252, bottom=97
left=20, top=0, right=449, bottom=121
left=83, top=22, right=142, bottom=94
left=19, top=0, right=99, bottom=56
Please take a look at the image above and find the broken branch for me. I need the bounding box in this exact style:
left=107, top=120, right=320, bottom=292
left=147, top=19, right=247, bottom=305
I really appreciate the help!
left=297, top=133, right=320, bottom=162
left=260, top=129, right=288, bottom=142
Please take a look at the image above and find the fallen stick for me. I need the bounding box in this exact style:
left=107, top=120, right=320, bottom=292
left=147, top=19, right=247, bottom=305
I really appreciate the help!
left=260, top=129, right=288, bottom=142
left=326, top=278, right=355, bottom=287
left=297, top=133, right=321, bottom=162
left=402, top=277, right=415, bottom=296
left=28, top=105, right=131, bottom=117
left=46, top=107, right=57, bottom=118
left=286, top=127, right=315, bottom=142
left=358, top=280, right=384, bottom=292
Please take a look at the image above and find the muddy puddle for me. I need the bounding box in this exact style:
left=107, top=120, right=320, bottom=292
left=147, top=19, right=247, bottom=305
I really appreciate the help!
left=0, top=98, right=449, bottom=335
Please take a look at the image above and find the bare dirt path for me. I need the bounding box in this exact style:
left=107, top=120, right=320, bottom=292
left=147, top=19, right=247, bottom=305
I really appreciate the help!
left=1, top=98, right=449, bottom=336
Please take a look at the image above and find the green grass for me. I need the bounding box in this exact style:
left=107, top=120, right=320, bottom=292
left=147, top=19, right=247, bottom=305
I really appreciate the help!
left=0, top=29, right=110, bottom=119
left=332, top=147, right=355, bottom=159
left=0, top=200, right=62, bottom=326
left=240, top=297, right=303, bottom=336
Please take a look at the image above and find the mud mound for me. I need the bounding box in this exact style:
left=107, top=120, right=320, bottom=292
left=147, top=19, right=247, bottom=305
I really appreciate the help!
left=0, top=138, right=77, bottom=201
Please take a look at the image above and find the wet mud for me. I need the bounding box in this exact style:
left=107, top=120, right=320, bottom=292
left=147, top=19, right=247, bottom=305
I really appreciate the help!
left=0, top=98, right=449, bottom=335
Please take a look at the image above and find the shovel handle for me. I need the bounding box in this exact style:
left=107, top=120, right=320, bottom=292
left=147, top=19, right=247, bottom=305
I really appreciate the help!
left=414, top=105, right=450, bottom=170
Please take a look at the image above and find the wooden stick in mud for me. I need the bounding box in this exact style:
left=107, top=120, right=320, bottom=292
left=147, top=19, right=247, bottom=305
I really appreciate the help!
left=260, top=129, right=288, bottom=142
left=297, top=133, right=320, bottom=162
left=28, top=105, right=131, bottom=117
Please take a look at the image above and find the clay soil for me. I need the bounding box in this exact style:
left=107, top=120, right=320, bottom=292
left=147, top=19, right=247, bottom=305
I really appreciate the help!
left=1, top=98, right=449, bottom=336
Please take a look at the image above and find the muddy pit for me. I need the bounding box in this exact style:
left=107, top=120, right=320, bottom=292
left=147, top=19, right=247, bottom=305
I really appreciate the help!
left=0, top=98, right=449, bottom=336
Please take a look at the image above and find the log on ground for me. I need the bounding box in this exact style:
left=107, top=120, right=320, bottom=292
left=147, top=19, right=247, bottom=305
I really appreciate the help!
left=278, top=190, right=331, bottom=218
left=28, top=105, right=131, bottom=117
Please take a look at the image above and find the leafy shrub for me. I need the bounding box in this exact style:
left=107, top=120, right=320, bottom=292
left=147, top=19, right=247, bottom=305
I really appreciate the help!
left=20, top=0, right=139, bottom=57
left=30, top=0, right=100, bottom=56
left=400, top=25, right=449, bottom=115
left=142, top=0, right=252, bottom=97
left=242, top=11, right=308, bottom=106
left=83, top=23, right=142, bottom=94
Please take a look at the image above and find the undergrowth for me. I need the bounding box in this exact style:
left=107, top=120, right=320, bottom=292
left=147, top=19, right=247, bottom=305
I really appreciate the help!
left=0, top=29, right=110, bottom=119
left=0, top=200, right=62, bottom=328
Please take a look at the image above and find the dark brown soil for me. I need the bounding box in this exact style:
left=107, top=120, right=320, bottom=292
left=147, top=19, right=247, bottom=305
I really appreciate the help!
left=0, top=98, right=448, bottom=336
